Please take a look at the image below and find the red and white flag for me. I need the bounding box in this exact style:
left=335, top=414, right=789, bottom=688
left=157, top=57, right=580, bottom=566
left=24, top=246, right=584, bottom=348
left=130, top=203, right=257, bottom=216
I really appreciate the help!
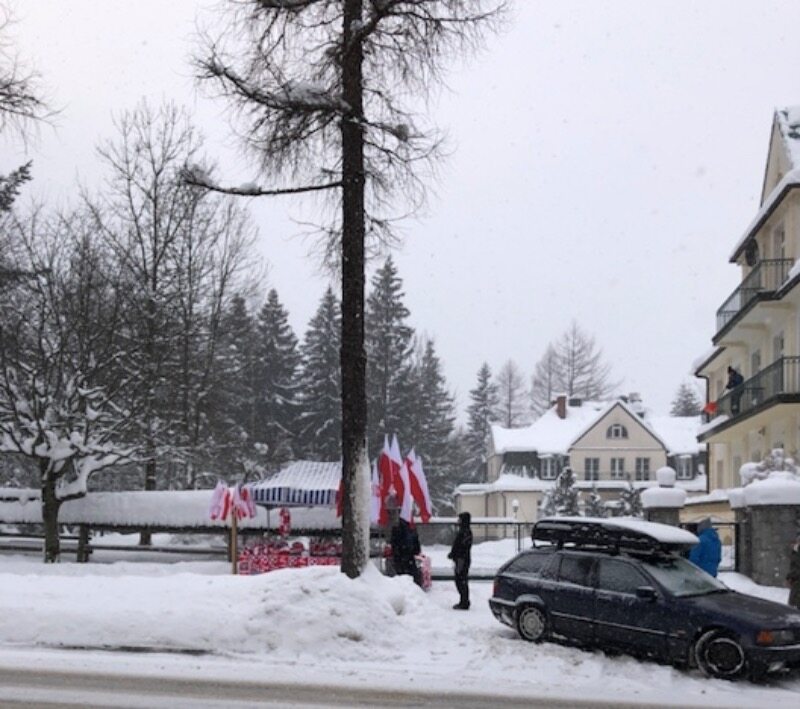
left=377, top=435, right=398, bottom=525
left=406, top=448, right=432, bottom=523
left=392, top=435, right=413, bottom=523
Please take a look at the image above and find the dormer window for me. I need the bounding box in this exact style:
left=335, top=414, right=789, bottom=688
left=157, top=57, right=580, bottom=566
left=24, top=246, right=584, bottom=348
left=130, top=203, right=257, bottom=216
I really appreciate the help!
left=607, top=424, right=628, bottom=439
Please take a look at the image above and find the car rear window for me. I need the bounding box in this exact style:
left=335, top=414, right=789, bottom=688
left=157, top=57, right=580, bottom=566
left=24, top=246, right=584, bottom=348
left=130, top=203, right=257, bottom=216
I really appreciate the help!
left=596, top=558, right=648, bottom=595
left=556, top=554, right=594, bottom=587
left=505, top=551, right=551, bottom=575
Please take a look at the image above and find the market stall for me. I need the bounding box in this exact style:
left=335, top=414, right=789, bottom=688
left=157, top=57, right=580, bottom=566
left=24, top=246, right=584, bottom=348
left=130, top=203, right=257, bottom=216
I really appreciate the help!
left=240, top=461, right=342, bottom=575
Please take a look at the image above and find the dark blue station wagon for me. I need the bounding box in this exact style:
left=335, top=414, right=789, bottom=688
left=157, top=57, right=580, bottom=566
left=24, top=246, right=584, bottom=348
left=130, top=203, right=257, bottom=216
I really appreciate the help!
left=489, top=518, right=800, bottom=681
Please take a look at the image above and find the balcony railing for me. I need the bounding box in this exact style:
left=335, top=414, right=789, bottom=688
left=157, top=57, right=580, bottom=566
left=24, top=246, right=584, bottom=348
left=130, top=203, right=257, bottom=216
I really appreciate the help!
left=715, top=356, right=800, bottom=419
left=715, top=258, right=793, bottom=333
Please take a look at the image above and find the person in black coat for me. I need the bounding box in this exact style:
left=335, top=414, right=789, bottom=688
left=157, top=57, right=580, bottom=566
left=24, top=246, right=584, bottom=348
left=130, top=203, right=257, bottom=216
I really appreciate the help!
left=448, top=511, right=473, bottom=610
left=726, top=366, right=744, bottom=414
left=390, top=517, right=422, bottom=586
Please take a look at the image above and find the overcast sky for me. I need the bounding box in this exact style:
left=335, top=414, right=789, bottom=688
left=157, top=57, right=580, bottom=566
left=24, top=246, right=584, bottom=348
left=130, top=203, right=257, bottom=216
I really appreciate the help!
left=3, top=0, right=800, bottom=420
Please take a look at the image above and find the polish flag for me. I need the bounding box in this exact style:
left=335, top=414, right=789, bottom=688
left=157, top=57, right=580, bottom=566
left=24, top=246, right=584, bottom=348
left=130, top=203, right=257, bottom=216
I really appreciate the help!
left=406, top=449, right=432, bottom=523
left=392, top=435, right=413, bottom=523
left=377, top=435, right=398, bottom=525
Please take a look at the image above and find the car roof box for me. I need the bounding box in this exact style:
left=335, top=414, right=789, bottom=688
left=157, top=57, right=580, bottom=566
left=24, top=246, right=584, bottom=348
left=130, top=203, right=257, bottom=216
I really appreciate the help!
left=533, top=517, right=698, bottom=554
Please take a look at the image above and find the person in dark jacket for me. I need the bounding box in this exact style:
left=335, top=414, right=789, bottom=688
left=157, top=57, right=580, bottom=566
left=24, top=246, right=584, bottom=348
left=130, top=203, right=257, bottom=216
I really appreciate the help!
left=787, top=536, right=800, bottom=609
left=726, top=366, right=745, bottom=414
left=688, top=518, right=722, bottom=577
left=448, top=512, right=473, bottom=609
left=390, top=517, right=422, bottom=586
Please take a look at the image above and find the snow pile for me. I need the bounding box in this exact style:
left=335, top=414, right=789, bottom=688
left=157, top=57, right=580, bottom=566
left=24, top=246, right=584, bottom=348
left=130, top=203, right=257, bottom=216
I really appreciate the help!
left=742, top=473, right=800, bottom=507
left=0, top=554, right=798, bottom=706
left=641, top=486, right=686, bottom=509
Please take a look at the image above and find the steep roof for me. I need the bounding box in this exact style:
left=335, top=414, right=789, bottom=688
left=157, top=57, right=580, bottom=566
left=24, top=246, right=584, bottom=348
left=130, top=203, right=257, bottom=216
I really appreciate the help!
left=490, top=400, right=704, bottom=457
left=775, top=106, right=800, bottom=169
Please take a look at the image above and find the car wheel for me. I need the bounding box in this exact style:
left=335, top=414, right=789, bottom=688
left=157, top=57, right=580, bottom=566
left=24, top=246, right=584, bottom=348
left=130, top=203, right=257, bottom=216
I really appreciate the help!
left=516, top=605, right=547, bottom=642
left=694, top=629, right=747, bottom=680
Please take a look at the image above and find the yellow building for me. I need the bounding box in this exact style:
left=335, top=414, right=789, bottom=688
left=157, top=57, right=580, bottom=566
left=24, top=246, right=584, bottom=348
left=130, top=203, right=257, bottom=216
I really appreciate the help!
left=696, top=106, right=800, bottom=492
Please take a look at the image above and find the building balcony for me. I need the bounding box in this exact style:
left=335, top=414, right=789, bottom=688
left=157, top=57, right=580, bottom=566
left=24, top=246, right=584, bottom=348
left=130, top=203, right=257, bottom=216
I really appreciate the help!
left=712, top=356, right=800, bottom=422
left=715, top=258, right=793, bottom=335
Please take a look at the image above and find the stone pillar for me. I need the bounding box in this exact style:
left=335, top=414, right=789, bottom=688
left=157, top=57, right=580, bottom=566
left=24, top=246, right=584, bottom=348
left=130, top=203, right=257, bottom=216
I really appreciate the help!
left=733, top=475, right=800, bottom=586
left=641, top=466, right=686, bottom=527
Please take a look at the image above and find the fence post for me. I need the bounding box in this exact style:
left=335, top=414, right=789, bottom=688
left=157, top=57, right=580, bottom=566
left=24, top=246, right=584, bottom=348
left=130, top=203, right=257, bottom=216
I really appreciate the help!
left=76, top=525, right=91, bottom=563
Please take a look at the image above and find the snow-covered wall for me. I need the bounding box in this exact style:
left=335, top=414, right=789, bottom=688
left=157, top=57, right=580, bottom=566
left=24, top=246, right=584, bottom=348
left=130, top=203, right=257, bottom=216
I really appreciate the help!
left=0, top=489, right=339, bottom=530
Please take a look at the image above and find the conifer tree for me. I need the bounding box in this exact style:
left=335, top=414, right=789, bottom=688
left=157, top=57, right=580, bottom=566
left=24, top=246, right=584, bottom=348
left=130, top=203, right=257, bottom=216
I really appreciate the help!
left=670, top=382, right=702, bottom=417
left=365, top=257, right=414, bottom=453
left=255, top=289, right=301, bottom=469
left=584, top=487, right=606, bottom=518
left=297, top=287, right=342, bottom=461
left=465, top=363, right=498, bottom=482
left=403, top=338, right=456, bottom=509
left=619, top=477, right=643, bottom=517
left=548, top=466, right=581, bottom=516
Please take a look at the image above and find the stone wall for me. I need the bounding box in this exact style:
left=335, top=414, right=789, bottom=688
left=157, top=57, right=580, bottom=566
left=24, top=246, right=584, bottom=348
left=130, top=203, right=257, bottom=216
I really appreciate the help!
left=746, top=505, right=800, bottom=585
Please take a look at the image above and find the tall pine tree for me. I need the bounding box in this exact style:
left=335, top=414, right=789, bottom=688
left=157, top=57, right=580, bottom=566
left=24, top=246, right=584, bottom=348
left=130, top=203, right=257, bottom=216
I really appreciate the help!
left=297, top=287, right=342, bottom=460
left=255, top=289, right=301, bottom=469
left=670, top=382, right=702, bottom=417
left=365, top=257, right=414, bottom=454
left=465, top=362, right=498, bottom=482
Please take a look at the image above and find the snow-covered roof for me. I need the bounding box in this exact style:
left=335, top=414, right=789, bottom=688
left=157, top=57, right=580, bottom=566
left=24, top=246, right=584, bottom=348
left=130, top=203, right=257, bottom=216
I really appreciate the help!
left=251, top=461, right=341, bottom=507
left=776, top=105, right=800, bottom=169
left=491, top=400, right=704, bottom=456
left=491, top=400, right=610, bottom=455
left=0, top=488, right=338, bottom=530
left=455, top=473, right=707, bottom=496
left=692, top=346, right=723, bottom=374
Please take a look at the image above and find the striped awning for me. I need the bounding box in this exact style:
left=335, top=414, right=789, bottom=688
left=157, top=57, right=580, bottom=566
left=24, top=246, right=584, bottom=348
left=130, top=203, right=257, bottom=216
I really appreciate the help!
left=251, top=461, right=341, bottom=508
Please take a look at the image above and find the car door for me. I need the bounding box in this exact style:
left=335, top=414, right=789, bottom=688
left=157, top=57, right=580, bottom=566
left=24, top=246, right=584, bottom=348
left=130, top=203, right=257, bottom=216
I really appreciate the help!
left=593, top=557, right=670, bottom=659
left=549, top=552, right=596, bottom=643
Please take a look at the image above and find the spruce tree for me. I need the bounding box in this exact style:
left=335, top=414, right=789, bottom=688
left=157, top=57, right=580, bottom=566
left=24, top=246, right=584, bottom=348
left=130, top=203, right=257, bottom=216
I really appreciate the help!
left=549, top=466, right=581, bottom=516
left=465, top=363, right=498, bottom=482
left=619, top=477, right=643, bottom=517
left=584, top=487, right=606, bottom=518
left=297, top=287, right=342, bottom=460
left=404, top=338, right=456, bottom=510
left=365, top=257, right=414, bottom=454
left=670, top=382, right=702, bottom=417
left=255, top=289, right=301, bottom=469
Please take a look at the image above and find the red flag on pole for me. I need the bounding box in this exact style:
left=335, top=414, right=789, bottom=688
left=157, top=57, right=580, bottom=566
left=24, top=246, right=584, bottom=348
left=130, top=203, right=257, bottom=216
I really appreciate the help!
left=406, top=448, right=432, bottom=523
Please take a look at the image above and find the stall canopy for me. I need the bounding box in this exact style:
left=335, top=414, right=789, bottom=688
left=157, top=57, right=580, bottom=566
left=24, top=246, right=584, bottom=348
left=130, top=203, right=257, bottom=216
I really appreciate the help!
left=251, top=461, right=341, bottom=508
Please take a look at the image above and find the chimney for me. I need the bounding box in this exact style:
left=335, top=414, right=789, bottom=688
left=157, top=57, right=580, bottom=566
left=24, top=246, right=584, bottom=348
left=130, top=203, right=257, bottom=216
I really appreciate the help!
left=556, top=394, right=567, bottom=419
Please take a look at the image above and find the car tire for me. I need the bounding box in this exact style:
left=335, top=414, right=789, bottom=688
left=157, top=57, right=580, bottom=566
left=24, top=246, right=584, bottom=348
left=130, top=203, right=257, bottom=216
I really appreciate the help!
left=694, top=629, right=747, bottom=680
left=516, top=605, right=547, bottom=643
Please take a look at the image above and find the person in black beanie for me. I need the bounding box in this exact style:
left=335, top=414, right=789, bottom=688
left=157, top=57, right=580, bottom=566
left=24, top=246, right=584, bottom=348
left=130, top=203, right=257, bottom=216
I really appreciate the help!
left=448, top=511, right=473, bottom=609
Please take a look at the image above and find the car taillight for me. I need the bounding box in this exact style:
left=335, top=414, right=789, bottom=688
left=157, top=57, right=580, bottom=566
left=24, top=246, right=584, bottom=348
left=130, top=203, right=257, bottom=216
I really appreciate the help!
left=492, top=579, right=499, bottom=596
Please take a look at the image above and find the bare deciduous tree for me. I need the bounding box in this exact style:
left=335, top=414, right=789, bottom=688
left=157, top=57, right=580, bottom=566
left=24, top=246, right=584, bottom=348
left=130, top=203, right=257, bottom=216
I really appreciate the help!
left=530, top=322, right=619, bottom=417
left=495, top=359, right=528, bottom=428
left=188, top=0, right=506, bottom=577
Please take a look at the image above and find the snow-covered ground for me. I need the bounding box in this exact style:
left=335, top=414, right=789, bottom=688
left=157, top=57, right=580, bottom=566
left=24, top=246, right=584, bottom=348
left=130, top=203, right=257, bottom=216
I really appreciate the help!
left=0, top=539, right=799, bottom=707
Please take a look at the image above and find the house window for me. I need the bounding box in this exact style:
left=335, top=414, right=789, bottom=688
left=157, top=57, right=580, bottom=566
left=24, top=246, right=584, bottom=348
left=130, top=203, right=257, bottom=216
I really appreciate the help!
left=635, top=457, right=650, bottom=481
left=610, top=458, right=625, bottom=480
left=675, top=456, right=693, bottom=480
left=584, top=458, right=599, bottom=481
left=540, top=457, right=557, bottom=480
left=607, top=424, right=628, bottom=439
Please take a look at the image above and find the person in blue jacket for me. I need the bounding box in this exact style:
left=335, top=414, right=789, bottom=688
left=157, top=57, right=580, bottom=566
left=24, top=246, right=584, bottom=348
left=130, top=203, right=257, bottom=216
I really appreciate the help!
left=689, top=518, right=722, bottom=577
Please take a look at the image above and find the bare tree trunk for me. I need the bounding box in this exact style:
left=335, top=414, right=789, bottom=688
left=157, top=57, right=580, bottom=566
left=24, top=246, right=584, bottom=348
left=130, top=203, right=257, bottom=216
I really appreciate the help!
left=339, top=0, right=369, bottom=578
left=41, top=466, right=61, bottom=563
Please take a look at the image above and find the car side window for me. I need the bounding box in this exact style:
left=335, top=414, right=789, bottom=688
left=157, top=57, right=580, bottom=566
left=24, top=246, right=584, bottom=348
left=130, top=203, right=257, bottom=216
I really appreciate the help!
left=597, top=559, right=648, bottom=595
left=506, top=552, right=550, bottom=575
left=556, top=555, right=594, bottom=587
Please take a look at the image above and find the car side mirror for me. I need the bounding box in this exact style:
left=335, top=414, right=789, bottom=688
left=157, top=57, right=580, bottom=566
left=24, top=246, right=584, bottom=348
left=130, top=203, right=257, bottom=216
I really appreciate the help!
left=636, top=585, right=658, bottom=602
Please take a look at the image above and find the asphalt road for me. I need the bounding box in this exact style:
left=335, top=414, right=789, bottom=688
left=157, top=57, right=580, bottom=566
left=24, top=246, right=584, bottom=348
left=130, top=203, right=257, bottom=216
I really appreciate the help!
left=0, top=665, right=708, bottom=709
